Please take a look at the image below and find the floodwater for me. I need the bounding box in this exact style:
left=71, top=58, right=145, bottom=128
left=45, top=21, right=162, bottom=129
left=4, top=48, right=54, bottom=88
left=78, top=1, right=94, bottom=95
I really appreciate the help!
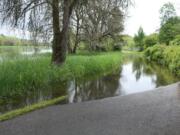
left=67, top=56, right=179, bottom=103
left=0, top=50, right=179, bottom=114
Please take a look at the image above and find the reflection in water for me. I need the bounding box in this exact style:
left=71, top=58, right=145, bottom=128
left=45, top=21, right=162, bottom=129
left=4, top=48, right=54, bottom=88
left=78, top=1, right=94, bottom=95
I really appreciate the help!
left=120, top=62, right=157, bottom=95
left=68, top=56, right=179, bottom=101
left=0, top=55, right=179, bottom=114
left=68, top=73, right=121, bottom=103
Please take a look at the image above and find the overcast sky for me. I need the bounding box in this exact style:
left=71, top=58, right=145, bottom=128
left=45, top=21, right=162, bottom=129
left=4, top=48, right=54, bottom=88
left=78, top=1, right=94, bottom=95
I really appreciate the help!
left=0, top=0, right=180, bottom=38
left=125, top=0, right=180, bottom=36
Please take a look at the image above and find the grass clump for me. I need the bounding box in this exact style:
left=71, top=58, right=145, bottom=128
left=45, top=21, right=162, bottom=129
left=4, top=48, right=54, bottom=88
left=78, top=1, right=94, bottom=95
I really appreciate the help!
left=0, top=96, right=67, bottom=121
left=144, top=45, right=180, bottom=77
left=0, top=52, right=122, bottom=101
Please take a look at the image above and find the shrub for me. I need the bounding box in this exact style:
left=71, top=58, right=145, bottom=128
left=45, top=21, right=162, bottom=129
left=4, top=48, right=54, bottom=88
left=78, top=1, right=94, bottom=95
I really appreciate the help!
left=122, top=35, right=135, bottom=51
left=170, top=35, right=180, bottom=45
left=144, top=45, right=180, bottom=77
left=144, top=34, right=158, bottom=49
left=0, top=35, right=32, bottom=46
left=113, top=44, right=122, bottom=51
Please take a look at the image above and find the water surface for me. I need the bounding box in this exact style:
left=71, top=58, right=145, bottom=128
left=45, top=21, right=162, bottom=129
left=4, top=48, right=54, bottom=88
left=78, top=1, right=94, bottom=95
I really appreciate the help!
left=67, top=56, right=179, bottom=103
left=0, top=53, right=179, bottom=114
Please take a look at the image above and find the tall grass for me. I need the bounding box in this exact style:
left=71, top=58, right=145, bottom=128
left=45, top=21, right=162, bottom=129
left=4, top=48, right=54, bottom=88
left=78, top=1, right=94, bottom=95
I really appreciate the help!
left=0, top=52, right=122, bottom=98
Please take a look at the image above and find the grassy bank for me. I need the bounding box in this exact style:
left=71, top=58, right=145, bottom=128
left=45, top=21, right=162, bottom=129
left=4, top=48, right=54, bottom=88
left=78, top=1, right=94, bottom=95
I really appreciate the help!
left=0, top=52, right=122, bottom=100
left=0, top=52, right=122, bottom=121
left=144, top=45, right=180, bottom=77
left=0, top=96, right=67, bottom=121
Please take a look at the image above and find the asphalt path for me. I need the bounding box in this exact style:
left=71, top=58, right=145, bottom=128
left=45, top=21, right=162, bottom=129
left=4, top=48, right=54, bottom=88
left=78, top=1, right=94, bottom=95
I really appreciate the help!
left=0, top=82, right=180, bottom=135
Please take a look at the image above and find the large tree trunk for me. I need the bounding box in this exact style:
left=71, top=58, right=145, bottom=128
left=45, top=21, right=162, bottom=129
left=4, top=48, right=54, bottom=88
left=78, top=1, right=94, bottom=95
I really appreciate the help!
left=52, top=0, right=75, bottom=65
left=52, top=0, right=63, bottom=65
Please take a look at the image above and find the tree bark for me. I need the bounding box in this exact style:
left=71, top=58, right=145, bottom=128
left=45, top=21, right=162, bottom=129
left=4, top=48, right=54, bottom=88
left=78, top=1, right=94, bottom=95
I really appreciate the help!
left=52, top=0, right=75, bottom=65
left=72, top=17, right=80, bottom=54
left=52, top=0, right=63, bottom=65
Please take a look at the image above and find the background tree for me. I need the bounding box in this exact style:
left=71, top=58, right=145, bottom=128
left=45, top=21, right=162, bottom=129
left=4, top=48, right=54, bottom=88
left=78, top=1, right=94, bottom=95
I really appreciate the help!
left=85, top=0, right=128, bottom=51
left=144, top=33, right=158, bottom=49
left=170, top=35, right=180, bottom=45
left=159, top=17, right=180, bottom=45
left=0, top=0, right=78, bottom=65
left=134, top=27, right=145, bottom=51
left=69, top=0, right=86, bottom=53
left=160, top=2, right=177, bottom=26
left=0, top=0, right=132, bottom=62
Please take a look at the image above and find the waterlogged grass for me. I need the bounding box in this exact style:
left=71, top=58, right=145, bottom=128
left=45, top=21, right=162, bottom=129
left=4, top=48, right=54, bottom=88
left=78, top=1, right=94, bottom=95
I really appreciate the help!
left=0, top=52, right=122, bottom=120
left=0, top=52, right=122, bottom=101
left=0, top=96, right=67, bottom=121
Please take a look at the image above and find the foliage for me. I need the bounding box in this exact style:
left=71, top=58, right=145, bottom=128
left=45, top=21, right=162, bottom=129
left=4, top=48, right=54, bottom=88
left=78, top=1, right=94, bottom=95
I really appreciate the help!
left=159, top=17, right=180, bottom=45
left=122, top=35, right=135, bottom=51
left=70, top=35, right=124, bottom=52
left=0, top=53, right=122, bottom=99
left=170, top=35, right=180, bottom=45
left=0, top=0, right=132, bottom=64
left=144, top=33, right=158, bottom=49
left=144, top=45, right=180, bottom=77
left=0, top=35, right=21, bottom=46
left=0, top=34, right=42, bottom=46
left=69, top=0, right=132, bottom=53
left=0, top=96, right=67, bottom=121
left=134, top=27, right=145, bottom=51
left=160, top=2, right=177, bottom=26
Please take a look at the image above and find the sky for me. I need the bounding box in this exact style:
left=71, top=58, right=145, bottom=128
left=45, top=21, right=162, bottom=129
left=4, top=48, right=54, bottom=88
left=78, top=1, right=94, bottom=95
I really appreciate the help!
left=125, top=0, right=180, bottom=36
left=0, top=0, right=180, bottom=38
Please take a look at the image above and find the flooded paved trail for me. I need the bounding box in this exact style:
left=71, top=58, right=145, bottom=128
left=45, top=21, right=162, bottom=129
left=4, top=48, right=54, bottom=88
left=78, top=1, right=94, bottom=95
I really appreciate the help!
left=0, top=82, right=180, bottom=135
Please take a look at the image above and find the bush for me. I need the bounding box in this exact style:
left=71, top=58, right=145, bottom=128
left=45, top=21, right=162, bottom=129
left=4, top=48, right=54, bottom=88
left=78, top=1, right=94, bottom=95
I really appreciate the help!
left=3, top=39, right=16, bottom=46
left=0, top=35, right=32, bottom=46
left=144, top=45, right=180, bottom=77
left=113, top=44, right=122, bottom=51
left=122, top=35, right=135, bottom=51
left=170, top=35, right=180, bottom=45
left=144, top=34, right=158, bottom=49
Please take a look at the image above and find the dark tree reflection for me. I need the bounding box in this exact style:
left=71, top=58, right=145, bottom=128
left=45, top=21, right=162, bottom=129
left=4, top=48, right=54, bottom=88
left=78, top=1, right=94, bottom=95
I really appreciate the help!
left=68, top=72, right=121, bottom=103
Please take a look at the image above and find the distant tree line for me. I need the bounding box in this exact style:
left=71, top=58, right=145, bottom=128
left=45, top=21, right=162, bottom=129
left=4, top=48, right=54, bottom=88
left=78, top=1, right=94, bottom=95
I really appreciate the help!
left=133, top=2, right=180, bottom=51
left=0, top=34, right=30, bottom=46
left=68, top=0, right=129, bottom=53
left=0, top=34, right=49, bottom=46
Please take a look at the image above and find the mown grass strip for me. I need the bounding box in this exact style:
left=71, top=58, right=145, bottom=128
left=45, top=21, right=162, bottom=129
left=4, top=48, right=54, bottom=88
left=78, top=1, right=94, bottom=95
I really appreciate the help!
left=0, top=96, right=67, bottom=122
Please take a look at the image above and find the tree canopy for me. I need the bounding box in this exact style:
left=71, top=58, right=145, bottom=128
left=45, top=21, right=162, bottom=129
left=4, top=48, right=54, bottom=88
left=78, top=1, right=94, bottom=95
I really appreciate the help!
left=0, top=0, right=132, bottom=64
left=159, top=17, right=180, bottom=45
left=134, top=27, right=145, bottom=51
left=160, top=2, right=177, bottom=26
